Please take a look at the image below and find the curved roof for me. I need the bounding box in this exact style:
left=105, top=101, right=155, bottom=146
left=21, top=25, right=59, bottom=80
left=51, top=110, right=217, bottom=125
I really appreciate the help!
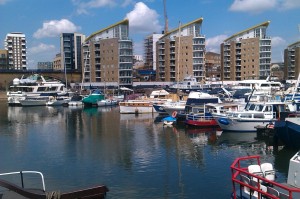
left=85, top=19, right=129, bottom=42
left=224, top=21, right=270, bottom=42
left=287, top=40, right=300, bottom=48
left=160, top=17, right=203, bottom=40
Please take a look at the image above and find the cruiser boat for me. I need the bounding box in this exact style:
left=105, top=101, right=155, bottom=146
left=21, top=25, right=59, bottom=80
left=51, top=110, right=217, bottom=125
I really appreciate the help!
left=7, top=74, right=70, bottom=106
left=176, top=91, right=222, bottom=121
left=213, top=101, right=290, bottom=132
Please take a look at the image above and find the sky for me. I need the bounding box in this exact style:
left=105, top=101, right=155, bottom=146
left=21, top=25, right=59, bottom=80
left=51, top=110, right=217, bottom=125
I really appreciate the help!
left=0, top=0, right=300, bottom=69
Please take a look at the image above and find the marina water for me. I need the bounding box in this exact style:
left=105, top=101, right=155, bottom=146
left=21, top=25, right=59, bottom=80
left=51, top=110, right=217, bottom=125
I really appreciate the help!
left=0, top=101, right=298, bottom=198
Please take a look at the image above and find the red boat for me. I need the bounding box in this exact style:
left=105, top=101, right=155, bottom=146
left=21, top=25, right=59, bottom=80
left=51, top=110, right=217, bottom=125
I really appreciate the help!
left=185, top=112, right=219, bottom=127
left=231, top=153, right=300, bottom=199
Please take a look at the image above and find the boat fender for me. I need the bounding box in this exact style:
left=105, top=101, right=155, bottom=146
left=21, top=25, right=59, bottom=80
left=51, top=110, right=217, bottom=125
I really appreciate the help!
left=172, top=111, right=177, bottom=118
left=218, top=118, right=229, bottom=125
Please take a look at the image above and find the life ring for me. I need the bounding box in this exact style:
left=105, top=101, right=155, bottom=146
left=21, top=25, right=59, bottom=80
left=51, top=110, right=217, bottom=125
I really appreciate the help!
left=172, top=111, right=177, bottom=118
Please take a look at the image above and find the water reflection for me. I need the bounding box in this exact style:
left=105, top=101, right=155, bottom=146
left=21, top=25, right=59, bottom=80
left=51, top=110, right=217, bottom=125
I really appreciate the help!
left=0, top=102, right=296, bottom=198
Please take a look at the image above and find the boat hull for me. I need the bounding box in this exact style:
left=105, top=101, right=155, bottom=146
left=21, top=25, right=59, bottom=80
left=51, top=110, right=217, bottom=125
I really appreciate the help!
left=19, top=99, right=47, bottom=106
left=275, top=117, right=300, bottom=149
left=119, top=101, right=155, bottom=114
left=215, top=116, right=273, bottom=132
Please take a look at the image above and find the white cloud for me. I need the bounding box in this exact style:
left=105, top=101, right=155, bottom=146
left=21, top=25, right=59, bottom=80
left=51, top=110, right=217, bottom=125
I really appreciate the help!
left=72, top=0, right=116, bottom=14
left=27, top=43, right=56, bottom=55
left=229, top=0, right=277, bottom=13
left=271, top=36, right=286, bottom=47
left=27, top=43, right=57, bottom=68
left=33, top=19, right=81, bottom=39
left=206, top=35, right=228, bottom=53
left=280, top=0, right=300, bottom=10
left=271, top=36, right=287, bottom=62
left=125, top=2, right=162, bottom=34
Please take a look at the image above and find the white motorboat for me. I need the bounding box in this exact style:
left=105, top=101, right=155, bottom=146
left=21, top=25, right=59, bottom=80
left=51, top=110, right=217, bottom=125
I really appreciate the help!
left=97, top=99, right=118, bottom=107
left=68, top=94, right=83, bottom=106
left=7, top=74, right=70, bottom=106
left=46, top=96, right=71, bottom=106
left=212, top=101, right=289, bottom=132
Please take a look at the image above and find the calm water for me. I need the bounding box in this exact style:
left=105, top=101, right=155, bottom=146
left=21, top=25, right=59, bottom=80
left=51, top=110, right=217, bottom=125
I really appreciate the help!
left=0, top=101, right=298, bottom=198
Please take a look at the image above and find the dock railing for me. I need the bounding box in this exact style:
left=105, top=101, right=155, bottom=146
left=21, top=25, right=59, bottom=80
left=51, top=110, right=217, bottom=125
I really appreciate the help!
left=231, top=155, right=300, bottom=199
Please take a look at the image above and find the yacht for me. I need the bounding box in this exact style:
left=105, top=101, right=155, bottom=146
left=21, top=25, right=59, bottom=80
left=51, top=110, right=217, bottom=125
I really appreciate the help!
left=7, top=74, right=70, bottom=106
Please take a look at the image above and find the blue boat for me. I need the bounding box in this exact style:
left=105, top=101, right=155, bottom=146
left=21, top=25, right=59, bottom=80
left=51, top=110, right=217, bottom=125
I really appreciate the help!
left=274, top=112, right=300, bottom=149
left=161, top=116, right=177, bottom=126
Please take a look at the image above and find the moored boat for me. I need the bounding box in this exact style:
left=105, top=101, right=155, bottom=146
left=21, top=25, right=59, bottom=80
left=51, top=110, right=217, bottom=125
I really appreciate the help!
left=119, top=100, right=154, bottom=114
left=213, top=101, right=291, bottom=132
left=274, top=112, right=300, bottom=149
left=82, top=89, right=105, bottom=107
left=97, top=99, right=118, bottom=107
left=7, top=74, right=70, bottom=106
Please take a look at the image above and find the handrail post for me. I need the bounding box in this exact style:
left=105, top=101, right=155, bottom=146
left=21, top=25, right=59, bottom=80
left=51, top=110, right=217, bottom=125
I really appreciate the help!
left=20, top=171, right=24, bottom=189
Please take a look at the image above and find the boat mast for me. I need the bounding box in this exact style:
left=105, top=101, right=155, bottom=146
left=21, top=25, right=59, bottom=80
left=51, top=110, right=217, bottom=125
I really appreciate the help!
left=177, top=21, right=181, bottom=95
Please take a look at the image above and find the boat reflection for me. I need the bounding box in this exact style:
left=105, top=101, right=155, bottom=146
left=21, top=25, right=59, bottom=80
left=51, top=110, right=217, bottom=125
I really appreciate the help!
left=184, top=127, right=222, bottom=145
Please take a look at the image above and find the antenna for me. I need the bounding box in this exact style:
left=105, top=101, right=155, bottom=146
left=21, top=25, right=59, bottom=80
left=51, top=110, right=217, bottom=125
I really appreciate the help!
left=163, top=0, right=168, bottom=33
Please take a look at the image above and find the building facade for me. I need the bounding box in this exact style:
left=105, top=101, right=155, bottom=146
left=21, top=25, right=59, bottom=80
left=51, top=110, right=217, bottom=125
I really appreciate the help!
left=4, top=32, right=27, bottom=70
left=156, top=18, right=205, bottom=82
left=82, top=19, right=133, bottom=88
left=205, top=52, right=221, bottom=81
left=284, top=41, right=300, bottom=80
left=221, top=21, right=271, bottom=81
left=53, top=53, right=62, bottom=70
left=37, top=62, right=53, bottom=70
left=0, top=50, right=8, bottom=70
left=60, top=33, right=86, bottom=71
left=144, top=33, right=163, bottom=70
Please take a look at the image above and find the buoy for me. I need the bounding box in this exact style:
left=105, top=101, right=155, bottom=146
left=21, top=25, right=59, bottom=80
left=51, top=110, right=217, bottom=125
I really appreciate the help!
left=172, top=111, right=177, bottom=118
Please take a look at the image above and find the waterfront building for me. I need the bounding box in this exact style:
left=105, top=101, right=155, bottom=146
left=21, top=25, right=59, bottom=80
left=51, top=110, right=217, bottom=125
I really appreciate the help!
left=60, top=33, right=86, bottom=71
left=144, top=33, right=163, bottom=70
left=82, top=19, right=133, bottom=88
left=4, top=32, right=27, bottom=70
left=0, top=50, right=9, bottom=70
left=156, top=18, right=205, bottom=83
left=53, top=53, right=62, bottom=71
left=221, top=21, right=272, bottom=81
left=37, top=61, right=53, bottom=70
left=205, top=52, right=221, bottom=81
left=284, top=41, right=300, bottom=80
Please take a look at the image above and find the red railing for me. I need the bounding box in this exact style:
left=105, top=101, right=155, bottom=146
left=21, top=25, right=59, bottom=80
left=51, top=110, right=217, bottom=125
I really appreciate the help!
left=231, top=155, right=300, bottom=199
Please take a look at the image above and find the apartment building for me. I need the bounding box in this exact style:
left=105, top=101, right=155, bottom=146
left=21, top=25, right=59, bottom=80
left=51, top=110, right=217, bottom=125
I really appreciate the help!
left=82, top=19, right=133, bottom=87
left=144, top=33, right=163, bottom=70
left=156, top=18, right=205, bottom=82
left=60, top=33, right=86, bottom=71
left=53, top=53, right=62, bottom=70
left=37, top=61, right=53, bottom=70
left=0, top=50, right=8, bottom=69
left=205, top=52, right=221, bottom=81
left=221, top=21, right=271, bottom=81
left=284, top=41, right=300, bottom=80
left=4, top=32, right=27, bottom=70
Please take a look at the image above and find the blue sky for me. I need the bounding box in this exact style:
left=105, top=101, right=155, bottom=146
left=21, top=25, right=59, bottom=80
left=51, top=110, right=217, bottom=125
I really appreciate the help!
left=1, top=0, right=300, bottom=69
